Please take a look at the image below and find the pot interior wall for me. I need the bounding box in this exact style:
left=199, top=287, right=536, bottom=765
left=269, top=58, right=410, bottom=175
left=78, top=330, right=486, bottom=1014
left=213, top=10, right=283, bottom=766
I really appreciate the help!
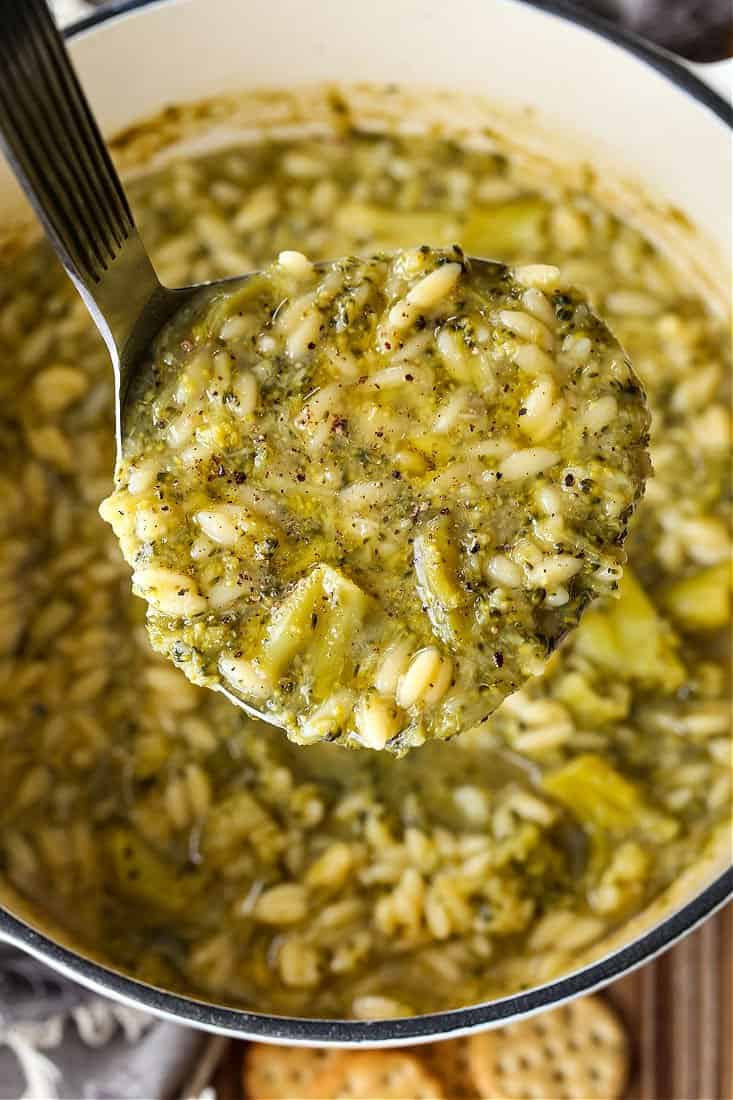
left=0, top=0, right=730, bottom=273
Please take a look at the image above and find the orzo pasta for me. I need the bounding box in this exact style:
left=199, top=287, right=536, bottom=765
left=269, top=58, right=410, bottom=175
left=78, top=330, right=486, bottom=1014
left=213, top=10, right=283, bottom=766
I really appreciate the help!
left=0, top=127, right=729, bottom=1019
left=101, top=248, right=649, bottom=751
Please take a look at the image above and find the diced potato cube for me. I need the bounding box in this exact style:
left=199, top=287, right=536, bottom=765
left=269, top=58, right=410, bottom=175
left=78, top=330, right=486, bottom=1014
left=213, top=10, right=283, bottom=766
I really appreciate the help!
left=107, top=828, right=199, bottom=912
left=543, top=754, right=677, bottom=842
left=663, top=561, right=732, bottom=631
left=334, top=202, right=457, bottom=249
left=203, top=791, right=280, bottom=858
left=574, top=569, right=685, bottom=692
left=462, top=196, right=549, bottom=257
left=554, top=670, right=630, bottom=725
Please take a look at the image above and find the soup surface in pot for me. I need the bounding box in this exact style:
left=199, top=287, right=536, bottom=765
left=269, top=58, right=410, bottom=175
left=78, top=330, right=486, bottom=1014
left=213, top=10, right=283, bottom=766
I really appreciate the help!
left=0, top=129, right=730, bottom=1018
left=100, top=246, right=649, bottom=753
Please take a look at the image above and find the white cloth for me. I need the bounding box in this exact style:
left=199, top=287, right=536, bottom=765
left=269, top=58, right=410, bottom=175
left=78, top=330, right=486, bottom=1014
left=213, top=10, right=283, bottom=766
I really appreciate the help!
left=0, top=948, right=207, bottom=1100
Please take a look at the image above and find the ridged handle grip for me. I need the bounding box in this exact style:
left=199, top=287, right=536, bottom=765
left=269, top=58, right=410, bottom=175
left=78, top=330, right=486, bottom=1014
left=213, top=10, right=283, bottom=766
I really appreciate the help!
left=0, top=0, right=162, bottom=367
left=0, top=0, right=135, bottom=283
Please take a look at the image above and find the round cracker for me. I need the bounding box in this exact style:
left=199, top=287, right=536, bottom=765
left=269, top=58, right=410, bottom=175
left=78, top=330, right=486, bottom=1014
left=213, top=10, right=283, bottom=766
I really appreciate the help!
left=244, top=1043, right=340, bottom=1099
left=419, top=1037, right=479, bottom=1099
left=468, top=996, right=628, bottom=1100
left=309, top=1050, right=446, bottom=1099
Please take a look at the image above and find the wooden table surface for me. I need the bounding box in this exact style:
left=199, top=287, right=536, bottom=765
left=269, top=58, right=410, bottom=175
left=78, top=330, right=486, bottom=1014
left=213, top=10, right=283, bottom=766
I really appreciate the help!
left=607, top=903, right=732, bottom=1100
left=212, top=903, right=732, bottom=1100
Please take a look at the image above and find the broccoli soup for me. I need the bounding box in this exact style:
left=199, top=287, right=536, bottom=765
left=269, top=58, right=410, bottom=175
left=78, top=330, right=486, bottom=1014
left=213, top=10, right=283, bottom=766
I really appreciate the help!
left=101, top=248, right=649, bottom=752
left=0, top=129, right=729, bottom=1019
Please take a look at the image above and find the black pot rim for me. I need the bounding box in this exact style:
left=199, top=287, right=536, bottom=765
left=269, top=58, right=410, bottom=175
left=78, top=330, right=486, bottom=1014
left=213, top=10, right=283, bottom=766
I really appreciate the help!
left=2, top=869, right=731, bottom=1043
left=1, top=0, right=730, bottom=1045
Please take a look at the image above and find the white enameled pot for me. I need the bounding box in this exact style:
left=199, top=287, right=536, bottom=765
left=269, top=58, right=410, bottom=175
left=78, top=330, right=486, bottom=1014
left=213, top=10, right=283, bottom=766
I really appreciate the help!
left=0, top=0, right=730, bottom=1046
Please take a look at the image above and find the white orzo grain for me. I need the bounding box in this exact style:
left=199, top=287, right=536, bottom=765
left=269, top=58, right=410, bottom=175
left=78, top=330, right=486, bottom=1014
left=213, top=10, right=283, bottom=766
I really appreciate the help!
left=68, top=667, right=108, bottom=705
left=305, top=843, right=354, bottom=890
left=354, top=695, right=401, bottom=750
left=219, top=656, right=270, bottom=698
left=486, top=554, right=523, bottom=588
left=581, top=395, right=618, bottom=434
left=561, top=333, right=592, bottom=364
left=513, top=724, right=574, bottom=754
left=605, top=289, right=659, bottom=317
left=132, top=567, right=208, bottom=617
left=278, top=250, right=314, bottom=279
left=374, top=639, right=414, bottom=695
left=27, top=425, right=74, bottom=472
left=526, top=554, right=583, bottom=589
left=185, top=763, right=212, bottom=819
left=521, top=288, right=556, bottom=329
left=352, top=995, right=414, bottom=1020
left=254, top=882, right=309, bottom=925
left=433, top=388, right=472, bottom=433
left=278, top=938, right=320, bottom=987
left=297, top=695, right=353, bottom=747
left=437, top=326, right=473, bottom=382
left=679, top=517, right=730, bottom=565
left=233, top=185, right=278, bottom=232
left=32, top=365, right=88, bottom=414
left=514, top=264, right=561, bottom=291
left=127, top=462, right=158, bottom=495
left=286, top=311, right=321, bottom=361
left=528, top=909, right=605, bottom=952
left=518, top=376, right=564, bottom=442
left=219, top=315, right=251, bottom=343
left=232, top=370, right=258, bottom=416
left=512, top=343, right=557, bottom=376
left=498, top=309, right=554, bottom=351
left=453, top=786, right=491, bottom=825
left=387, top=263, right=461, bottom=329
left=396, top=647, right=451, bottom=709
left=550, top=205, right=590, bottom=251
left=499, top=448, right=560, bottom=481
left=165, top=413, right=196, bottom=451
left=195, top=507, right=241, bottom=547
left=504, top=788, right=556, bottom=826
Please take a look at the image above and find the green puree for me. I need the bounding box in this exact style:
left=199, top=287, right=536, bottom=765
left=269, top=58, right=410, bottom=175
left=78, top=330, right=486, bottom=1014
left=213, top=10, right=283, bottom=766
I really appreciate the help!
left=102, top=247, right=649, bottom=752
